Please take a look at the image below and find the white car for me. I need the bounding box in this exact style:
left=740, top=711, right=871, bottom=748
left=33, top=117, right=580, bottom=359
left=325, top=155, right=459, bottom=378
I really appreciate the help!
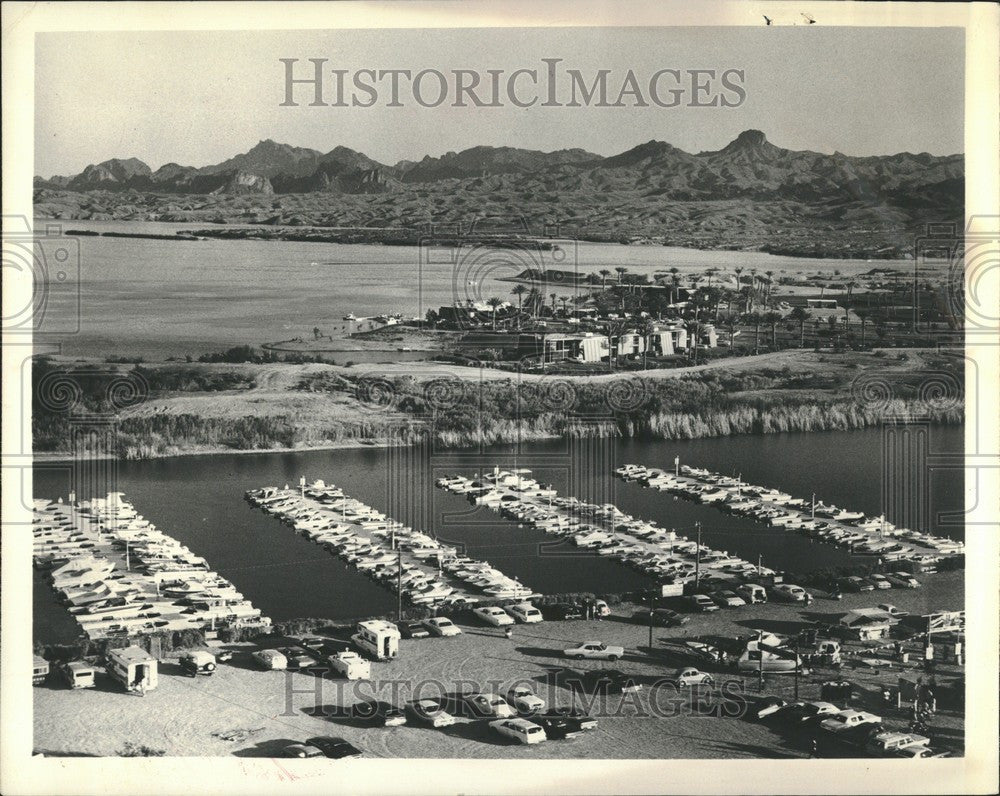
left=820, top=709, right=882, bottom=733
left=868, top=574, right=893, bottom=590
left=490, top=718, right=547, bottom=745
left=465, top=692, right=517, bottom=718
left=327, top=650, right=371, bottom=680
left=251, top=649, right=287, bottom=670
left=563, top=641, right=625, bottom=661
left=772, top=584, right=809, bottom=603
left=670, top=667, right=714, bottom=687
left=505, top=685, right=545, bottom=713
left=423, top=617, right=462, bottom=637
left=472, top=606, right=515, bottom=627
left=886, top=572, right=920, bottom=589
left=506, top=603, right=543, bottom=623
left=876, top=603, right=908, bottom=619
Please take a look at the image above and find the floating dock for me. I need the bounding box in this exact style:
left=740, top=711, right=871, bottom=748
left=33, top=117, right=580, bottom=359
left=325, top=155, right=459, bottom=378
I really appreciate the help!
left=245, top=478, right=540, bottom=609
left=436, top=468, right=774, bottom=590
left=33, top=493, right=270, bottom=641
left=616, top=463, right=964, bottom=566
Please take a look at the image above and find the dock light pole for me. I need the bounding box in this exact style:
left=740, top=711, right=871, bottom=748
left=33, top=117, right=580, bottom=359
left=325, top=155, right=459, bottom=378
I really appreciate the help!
left=694, top=522, right=702, bottom=589
left=758, top=630, right=765, bottom=693
left=396, top=550, right=402, bottom=622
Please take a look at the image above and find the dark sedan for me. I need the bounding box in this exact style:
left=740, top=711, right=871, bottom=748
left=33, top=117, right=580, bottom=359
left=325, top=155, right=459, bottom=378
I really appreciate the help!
left=305, top=736, right=363, bottom=759
left=528, top=715, right=583, bottom=740
left=352, top=700, right=407, bottom=727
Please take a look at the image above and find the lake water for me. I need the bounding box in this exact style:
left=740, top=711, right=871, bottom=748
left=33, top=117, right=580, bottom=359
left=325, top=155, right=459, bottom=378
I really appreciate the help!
left=33, top=425, right=963, bottom=642
left=34, top=219, right=893, bottom=360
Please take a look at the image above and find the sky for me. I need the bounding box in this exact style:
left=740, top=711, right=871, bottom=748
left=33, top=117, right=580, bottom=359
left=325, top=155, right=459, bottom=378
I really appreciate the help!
left=35, top=26, right=964, bottom=176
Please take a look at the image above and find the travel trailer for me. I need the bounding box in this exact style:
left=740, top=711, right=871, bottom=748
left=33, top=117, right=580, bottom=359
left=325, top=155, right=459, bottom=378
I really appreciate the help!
left=351, top=619, right=401, bottom=661
left=60, top=660, right=97, bottom=689
left=107, top=645, right=158, bottom=692
left=33, top=656, right=49, bottom=685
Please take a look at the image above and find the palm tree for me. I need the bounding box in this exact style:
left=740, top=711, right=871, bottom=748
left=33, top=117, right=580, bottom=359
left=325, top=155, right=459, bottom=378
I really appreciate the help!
left=789, top=306, right=811, bottom=347
left=525, top=287, right=541, bottom=319
left=734, top=266, right=744, bottom=288
left=549, top=292, right=557, bottom=312
left=856, top=308, right=870, bottom=347
left=706, top=267, right=720, bottom=288
left=764, top=270, right=774, bottom=303
left=763, top=310, right=782, bottom=349
left=615, top=266, right=627, bottom=285
left=487, top=296, right=502, bottom=330
left=559, top=295, right=571, bottom=315
left=669, top=267, right=681, bottom=305
left=748, top=311, right=763, bottom=355
left=599, top=268, right=611, bottom=289
left=510, top=284, right=527, bottom=330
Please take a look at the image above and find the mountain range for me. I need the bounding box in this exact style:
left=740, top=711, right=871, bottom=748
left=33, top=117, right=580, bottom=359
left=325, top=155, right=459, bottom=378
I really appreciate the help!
left=34, top=131, right=963, bottom=256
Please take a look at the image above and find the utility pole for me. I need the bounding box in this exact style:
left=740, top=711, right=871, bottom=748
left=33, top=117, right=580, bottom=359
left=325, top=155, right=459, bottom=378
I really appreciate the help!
left=758, top=630, right=765, bottom=693
left=811, top=493, right=816, bottom=520
left=674, top=456, right=680, bottom=477
left=647, top=593, right=655, bottom=650
left=794, top=637, right=800, bottom=700
left=757, top=554, right=762, bottom=578
left=694, top=522, right=702, bottom=590
left=396, top=549, right=403, bottom=623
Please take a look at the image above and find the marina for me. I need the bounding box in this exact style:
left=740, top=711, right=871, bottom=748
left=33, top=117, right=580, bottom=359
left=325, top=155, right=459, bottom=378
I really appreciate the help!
left=32, top=493, right=270, bottom=640
left=616, top=463, right=965, bottom=568
left=245, top=478, right=541, bottom=609
left=437, top=467, right=780, bottom=592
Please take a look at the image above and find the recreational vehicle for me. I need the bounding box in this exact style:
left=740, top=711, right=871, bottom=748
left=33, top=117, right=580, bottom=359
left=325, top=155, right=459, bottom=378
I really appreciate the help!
left=107, top=645, right=158, bottom=692
left=351, top=619, right=401, bottom=660
left=60, top=660, right=97, bottom=689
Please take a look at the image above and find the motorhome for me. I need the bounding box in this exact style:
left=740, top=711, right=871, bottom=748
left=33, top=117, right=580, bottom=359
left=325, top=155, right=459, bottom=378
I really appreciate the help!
left=351, top=619, right=401, bottom=660
left=107, top=645, right=158, bottom=692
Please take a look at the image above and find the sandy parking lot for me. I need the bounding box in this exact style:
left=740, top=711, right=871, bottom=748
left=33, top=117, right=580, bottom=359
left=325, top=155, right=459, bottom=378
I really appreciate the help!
left=34, top=571, right=963, bottom=759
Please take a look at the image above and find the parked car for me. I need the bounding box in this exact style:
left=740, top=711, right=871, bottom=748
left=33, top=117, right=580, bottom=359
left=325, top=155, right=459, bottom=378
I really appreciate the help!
left=632, top=608, right=688, bottom=627
left=876, top=603, right=908, bottom=619
left=769, top=701, right=841, bottom=727
left=251, top=649, right=287, bottom=670
left=771, top=584, right=809, bottom=603
left=839, top=576, right=875, bottom=593
left=506, top=603, right=543, bottom=623
left=566, top=669, right=641, bottom=695
left=543, top=602, right=584, bottom=621
left=178, top=650, right=216, bottom=677
left=396, top=620, right=430, bottom=639
left=736, top=583, right=768, bottom=604
left=405, top=698, right=456, bottom=728
left=668, top=667, right=714, bottom=688
left=305, top=736, right=363, bottom=759
left=886, top=572, right=921, bottom=589
left=459, top=692, right=516, bottom=719
left=710, top=590, right=747, bottom=608
left=592, top=599, right=611, bottom=617
left=472, top=606, right=515, bottom=627
left=352, top=700, right=407, bottom=727
left=753, top=697, right=788, bottom=721
left=506, top=685, right=545, bottom=713
left=563, top=641, right=625, bottom=661
left=490, top=718, right=547, bottom=745
left=528, top=714, right=583, bottom=740
left=888, top=745, right=949, bottom=758
left=277, top=647, right=318, bottom=671
left=820, top=709, right=882, bottom=733
left=864, top=731, right=930, bottom=757
left=422, top=617, right=462, bottom=637
left=281, top=743, right=324, bottom=758
left=867, top=574, right=893, bottom=590
left=543, top=705, right=597, bottom=731
left=686, top=594, right=720, bottom=612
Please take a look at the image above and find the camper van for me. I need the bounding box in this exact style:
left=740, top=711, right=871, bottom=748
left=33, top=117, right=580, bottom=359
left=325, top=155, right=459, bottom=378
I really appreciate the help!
left=60, top=660, right=97, bottom=689
left=736, top=584, right=767, bottom=604
left=107, top=645, right=158, bottom=692
left=32, top=656, right=49, bottom=686
left=351, top=620, right=401, bottom=661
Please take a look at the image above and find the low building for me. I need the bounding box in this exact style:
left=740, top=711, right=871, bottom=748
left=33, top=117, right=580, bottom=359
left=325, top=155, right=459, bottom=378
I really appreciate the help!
left=647, top=324, right=687, bottom=356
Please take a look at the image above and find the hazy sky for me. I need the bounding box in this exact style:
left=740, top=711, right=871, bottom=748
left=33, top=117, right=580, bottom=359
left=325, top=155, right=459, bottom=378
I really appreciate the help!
left=35, top=26, right=964, bottom=176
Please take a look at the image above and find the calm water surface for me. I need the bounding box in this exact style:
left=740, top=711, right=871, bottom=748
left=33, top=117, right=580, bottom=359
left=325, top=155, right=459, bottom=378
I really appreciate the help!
left=34, top=426, right=963, bottom=641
